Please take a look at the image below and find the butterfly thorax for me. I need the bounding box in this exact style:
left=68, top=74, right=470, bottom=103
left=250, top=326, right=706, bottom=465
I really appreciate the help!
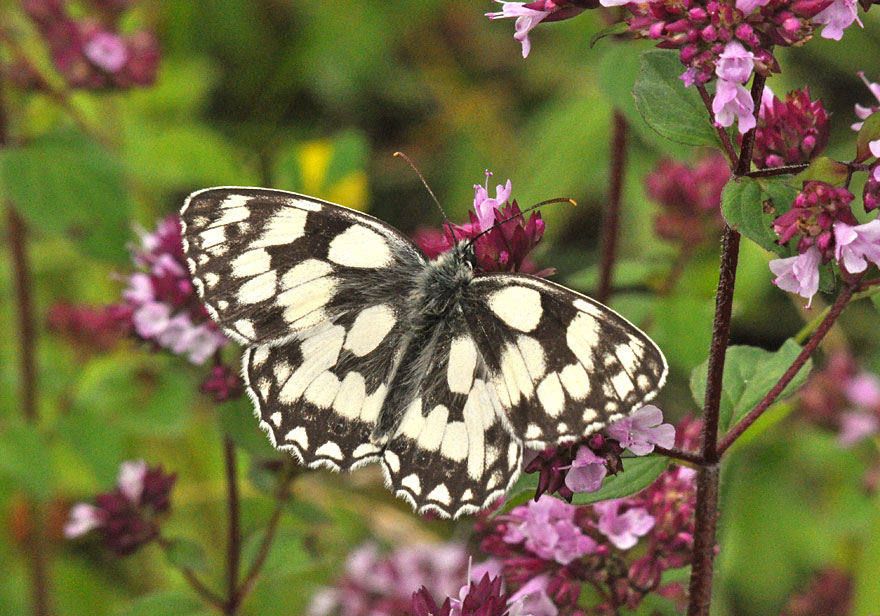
left=413, top=241, right=476, bottom=318
left=372, top=242, right=477, bottom=441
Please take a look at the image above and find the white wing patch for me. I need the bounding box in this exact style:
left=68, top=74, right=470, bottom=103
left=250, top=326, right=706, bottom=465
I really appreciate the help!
left=328, top=225, right=393, bottom=268
left=487, top=286, right=543, bottom=332
left=344, top=304, right=397, bottom=357
left=447, top=336, right=478, bottom=394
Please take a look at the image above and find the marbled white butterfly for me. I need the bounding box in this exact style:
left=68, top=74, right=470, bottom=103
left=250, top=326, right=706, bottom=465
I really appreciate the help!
left=180, top=187, right=667, bottom=518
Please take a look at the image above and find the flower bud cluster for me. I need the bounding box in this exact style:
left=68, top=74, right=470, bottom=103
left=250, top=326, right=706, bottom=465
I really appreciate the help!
left=18, top=0, right=159, bottom=90
left=46, top=303, right=127, bottom=352
left=751, top=87, right=829, bottom=168
left=798, top=351, right=880, bottom=447
left=412, top=172, right=551, bottom=276
left=308, top=542, right=470, bottom=616
left=646, top=151, right=729, bottom=243
left=626, top=0, right=850, bottom=88
left=112, top=216, right=229, bottom=365
left=64, top=460, right=176, bottom=556
left=524, top=405, right=675, bottom=502
left=477, top=450, right=696, bottom=615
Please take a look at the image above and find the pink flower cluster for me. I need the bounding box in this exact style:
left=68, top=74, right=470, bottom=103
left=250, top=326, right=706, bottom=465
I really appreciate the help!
left=853, top=73, right=880, bottom=211
left=412, top=172, right=551, bottom=276
left=46, top=302, right=127, bottom=352
left=478, top=458, right=696, bottom=615
left=19, top=0, right=160, bottom=89
left=308, top=542, right=470, bottom=616
left=798, top=351, right=880, bottom=447
left=64, top=460, right=176, bottom=556
left=646, top=151, right=729, bottom=243
left=112, top=216, right=228, bottom=365
left=524, top=405, right=675, bottom=501
left=750, top=87, right=829, bottom=168
left=768, top=177, right=880, bottom=306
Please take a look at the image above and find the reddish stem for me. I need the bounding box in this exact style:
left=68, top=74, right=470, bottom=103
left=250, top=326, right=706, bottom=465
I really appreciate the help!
left=223, top=437, right=241, bottom=615
left=718, top=282, right=857, bottom=455
left=596, top=110, right=628, bottom=305
left=696, top=84, right=737, bottom=167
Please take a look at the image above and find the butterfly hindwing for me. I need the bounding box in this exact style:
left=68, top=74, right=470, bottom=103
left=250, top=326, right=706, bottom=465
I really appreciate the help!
left=379, top=314, right=522, bottom=517
left=465, top=274, right=668, bottom=448
left=180, top=187, right=426, bottom=345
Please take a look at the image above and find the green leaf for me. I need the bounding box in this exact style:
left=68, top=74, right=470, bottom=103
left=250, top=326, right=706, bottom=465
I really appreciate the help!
left=856, top=111, right=880, bottom=162
left=690, top=341, right=813, bottom=434
left=113, top=591, right=206, bottom=616
left=164, top=538, right=208, bottom=573
left=632, top=50, right=718, bottom=147
left=795, top=156, right=849, bottom=185
left=217, top=397, right=277, bottom=457
left=570, top=455, right=670, bottom=506
left=496, top=455, right=670, bottom=514
left=589, top=22, right=628, bottom=48
left=721, top=175, right=797, bottom=255
left=56, top=406, right=125, bottom=485
left=0, top=422, right=55, bottom=502
left=123, top=124, right=258, bottom=189
left=0, top=129, right=130, bottom=262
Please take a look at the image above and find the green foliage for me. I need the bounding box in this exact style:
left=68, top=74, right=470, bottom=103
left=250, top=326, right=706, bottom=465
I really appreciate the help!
left=0, top=129, right=131, bottom=262
left=632, top=50, right=719, bottom=147
left=689, top=340, right=812, bottom=436
left=721, top=175, right=796, bottom=255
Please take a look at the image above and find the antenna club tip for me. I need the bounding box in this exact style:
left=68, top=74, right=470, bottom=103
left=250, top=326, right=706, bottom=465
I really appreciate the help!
left=568, top=198, right=577, bottom=206
left=392, top=151, right=403, bottom=157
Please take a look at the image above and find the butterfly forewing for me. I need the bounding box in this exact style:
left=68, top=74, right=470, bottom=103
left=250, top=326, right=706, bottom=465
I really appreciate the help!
left=465, top=274, right=668, bottom=448
left=180, top=187, right=426, bottom=345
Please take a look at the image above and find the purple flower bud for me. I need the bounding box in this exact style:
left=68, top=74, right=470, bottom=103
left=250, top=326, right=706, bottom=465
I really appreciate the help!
left=200, top=364, right=245, bottom=402
left=83, top=31, right=128, bottom=72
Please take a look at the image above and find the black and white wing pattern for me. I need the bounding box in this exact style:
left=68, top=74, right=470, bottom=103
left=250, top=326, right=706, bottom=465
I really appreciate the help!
left=463, top=273, right=667, bottom=448
left=180, top=187, right=426, bottom=345
left=180, top=186, right=668, bottom=519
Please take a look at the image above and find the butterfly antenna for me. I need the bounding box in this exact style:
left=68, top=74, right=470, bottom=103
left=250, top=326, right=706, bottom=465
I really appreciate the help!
left=467, top=197, right=575, bottom=247
left=394, top=151, right=458, bottom=241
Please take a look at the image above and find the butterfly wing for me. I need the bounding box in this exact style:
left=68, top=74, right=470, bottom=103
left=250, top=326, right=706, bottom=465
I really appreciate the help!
left=180, top=187, right=427, bottom=346
left=378, top=314, right=523, bottom=518
left=182, top=187, right=426, bottom=473
left=464, top=273, right=668, bottom=448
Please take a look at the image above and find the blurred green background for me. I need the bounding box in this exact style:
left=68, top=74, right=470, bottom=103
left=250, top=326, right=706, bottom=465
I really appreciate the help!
left=2, top=1, right=880, bottom=614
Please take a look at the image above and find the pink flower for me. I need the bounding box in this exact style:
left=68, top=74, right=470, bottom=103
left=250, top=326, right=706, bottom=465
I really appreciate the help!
left=64, top=460, right=176, bottom=555
left=838, top=411, right=879, bottom=447
left=63, top=503, right=102, bottom=539
left=117, top=459, right=148, bottom=504
left=814, top=0, right=862, bottom=40
left=594, top=500, right=655, bottom=550
left=769, top=246, right=822, bottom=306
left=503, top=495, right=598, bottom=565
left=605, top=405, right=675, bottom=456
left=508, top=574, right=559, bottom=616
left=833, top=220, right=880, bottom=274
left=83, top=31, right=129, bottom=72
left=563, top=446, right=607, bottom=493
left=473, top=174, right=513, bottom=231
left=132, top=300, right=171, bottom=338
left=712, top=80, right=757, bottom=134
left=852, top=73, right=880, bottom=132
left=845, top=373, right=880, bottom=409
left=735, top=0, right=772, bottom=14
left=486, top=2, right=553, bottom=58
left=714, top=41, right=755, bottom=84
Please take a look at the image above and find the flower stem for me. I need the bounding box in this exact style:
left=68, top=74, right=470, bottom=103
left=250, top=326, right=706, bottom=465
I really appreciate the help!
left=745, top=163, right=810, bottom=178
left=717, top=282, right=858, bottom=456
left=157, top=536, right=226, bottom=610
left=2, top=66, right=51, bottom=616
left=652, top=446, right=705, bottom=466
left=696, top=84, right=736, bottom=167
left=231, top=467, right=299, bottom=611
left=686, top=72, right=765, bottom=616
left=223, top=437, right=241, bottom=615
left=596, top=110, right=628, bottom=305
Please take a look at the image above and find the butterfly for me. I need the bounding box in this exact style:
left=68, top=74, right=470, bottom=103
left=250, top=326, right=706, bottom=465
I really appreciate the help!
left=180, top=187, right=667, bottom=518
